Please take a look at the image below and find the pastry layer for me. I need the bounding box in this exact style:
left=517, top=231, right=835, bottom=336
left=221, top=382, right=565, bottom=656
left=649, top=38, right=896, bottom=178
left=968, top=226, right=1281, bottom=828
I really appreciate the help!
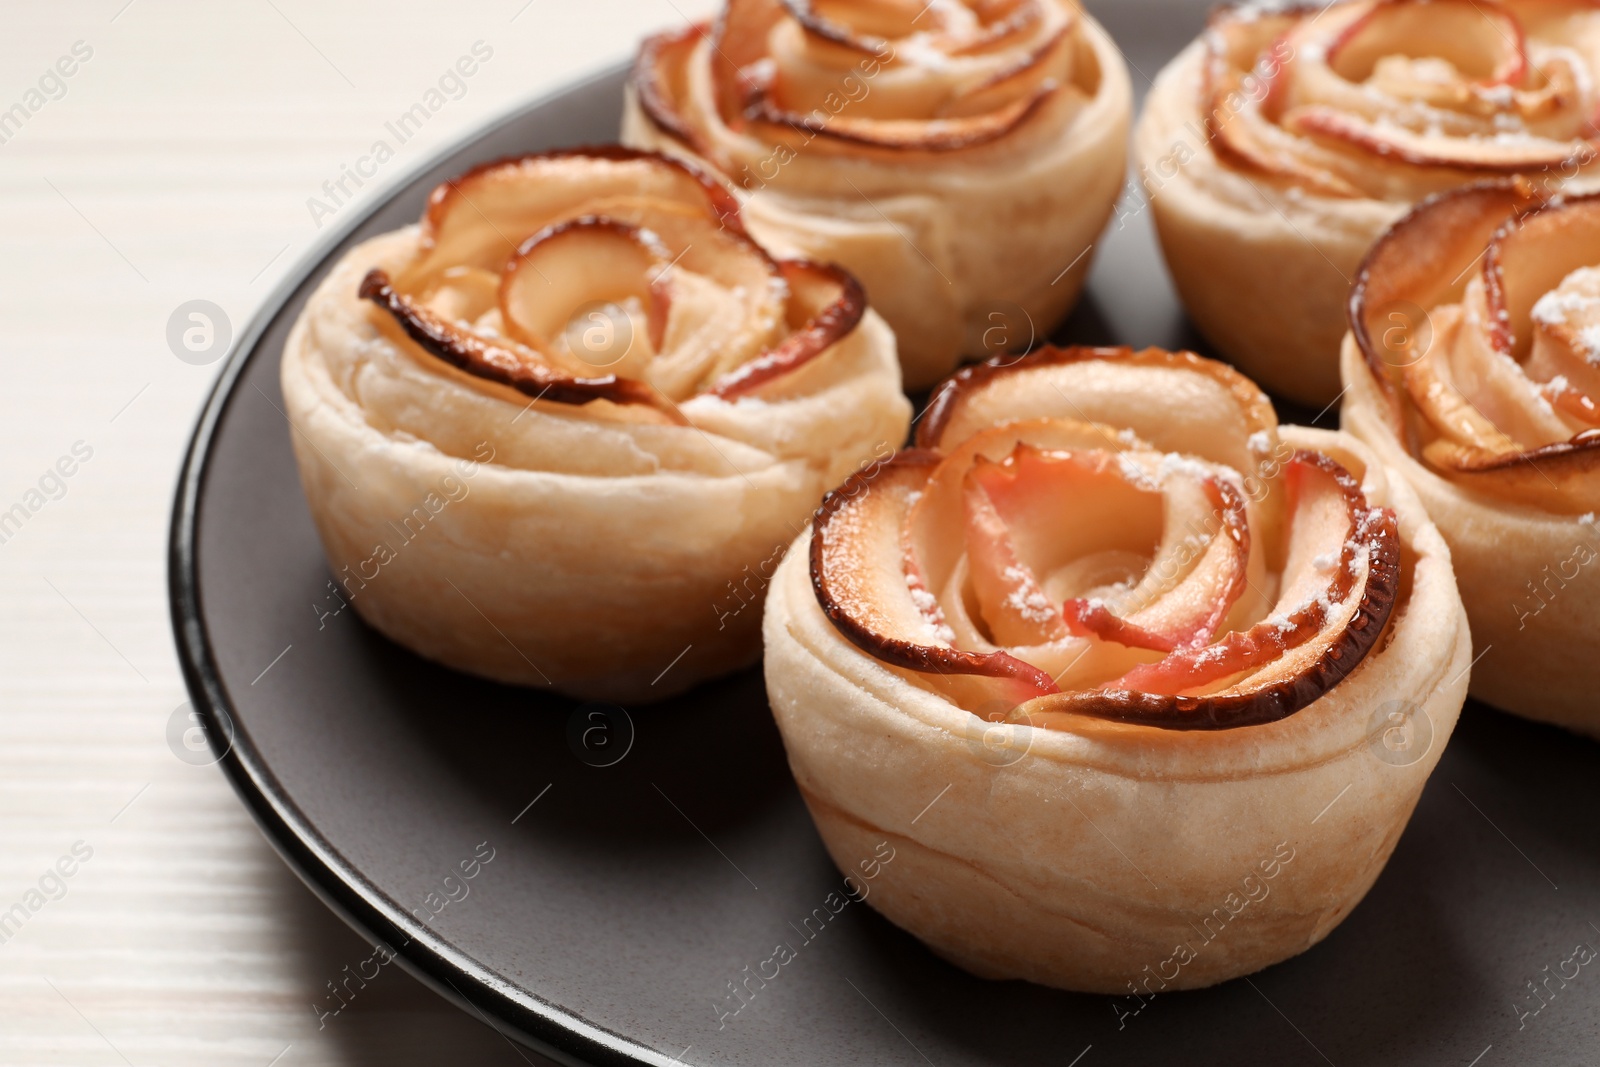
left=766, top=388, right=1469, bottom=990
left=284, top=226, right=910, bottom=700
left=1343, top=341, right=1599, bottom=734
left=1136, top=2, right=1600, bottom=406
left=623, top=1, right=1132, bottom=389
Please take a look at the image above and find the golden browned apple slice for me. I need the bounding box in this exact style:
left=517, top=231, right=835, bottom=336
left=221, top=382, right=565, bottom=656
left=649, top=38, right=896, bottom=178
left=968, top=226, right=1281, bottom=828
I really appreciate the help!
left=1527, top=293, right=1600, bottom=410
left=359, top=269, right=685, bottom=421
left=778, top=0, right=1055, bottom=56
left=961, top=471, right=1066, bottom=648
left=732, top=0, right=1070, bottom=151
left=411, top=264, right=500, bottom=326
left=708, top=260, right=865, bottom=398
left=1323, top=0, right=1526, bottom=89
left=1348, top=180, right=1537, bottom=448
left=1025, top=452, right=1400, bottom=730
left=499, top=216, right=673, bottom=373
left=405, top=148, right=742, bottom=282
left=778, top=0, right=913, bottom=54
left=917, top=346, right=1278, bottom=475
left=936, top=0, right=1050, bottom=57
left=1062, top=465, right=1253, bottom=653
left=712, top=0, right=792, bottom=121
left=904, top=418, right=1152, bottom=600
left=1542, top=379, right=1600, bottom=426
left=1352, top=183, right=1600, bottom=505
left=631, top=25, right=713, bottom=158
left=940, top=22, right=1075, bottom=121
left=1488, top=194, right=1600, bottom=358
left=960, top=446, right=1153, bottom=648
left=810, top=451, right=1061, bottom=702
left=743, top=75, right=1059, bottom=152
left=1215, top=0, right=1600, bottom=181
left=1289, top=106, right=1593, bottom=172
left=1202, top=8, right=1365, bottom=198
left=1422, top=432, right=1600, bottom=512
left=1401, top=313, right=1526, bottom=457
left=1207, top=95, right=1363, bottom=198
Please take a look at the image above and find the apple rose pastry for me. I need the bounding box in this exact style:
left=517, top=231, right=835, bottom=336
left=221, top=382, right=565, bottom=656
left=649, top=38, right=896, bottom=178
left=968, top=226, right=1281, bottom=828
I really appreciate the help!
left=1343, top=181, right=1600, bottom=735
left=1137, top=0, right=1600, bottom=406
left=763, top=346, right=1470, bottom=992
left=623, top=0, right=1132, bottom=389
left=281, top=147, right=910, bottom=701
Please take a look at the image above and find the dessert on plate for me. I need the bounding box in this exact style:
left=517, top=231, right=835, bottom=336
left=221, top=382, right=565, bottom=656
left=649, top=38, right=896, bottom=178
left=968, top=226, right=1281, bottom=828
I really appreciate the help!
left=1136, top=0, right=1600, bottom=405
left=1343, top=180, right=1600, bottom=735
left=624, top=0, right=1132, bottom=389
left=281, top=146, right=910, bottom=701
left=763, top=345, right=1470, bottom=992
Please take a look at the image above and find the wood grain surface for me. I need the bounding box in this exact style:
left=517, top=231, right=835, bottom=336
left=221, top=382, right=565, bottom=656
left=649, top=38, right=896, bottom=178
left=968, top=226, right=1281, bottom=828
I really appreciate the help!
left=0, top=3, right=710, bottom=1063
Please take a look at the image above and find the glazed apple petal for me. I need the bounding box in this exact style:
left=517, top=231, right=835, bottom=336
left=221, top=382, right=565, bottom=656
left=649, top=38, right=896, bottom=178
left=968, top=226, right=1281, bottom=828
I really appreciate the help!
left=413, top=265, right=501, bottom=328
left=1203, top=16, right=1366, bottom=199
left=1353, top=184, right=1528, bottom=364
left=1209, top=89, right=1363, bottom=199
left=796, top=0, right=1059, bottom=51
left=906, top=417, right=1154, bottom=602
left=708, top=260, right=866, bottom=398
left=632, top=26, right=706, bottom=153
left=1290, top=107, right=1593, bottom=173
left=405, top=148, right=740, bottom=282
left=1024, top=452, right=1401, bottom=729
left=1063, top=462, right=1255, bottom=652
left=740, top=12, right=1071, bottom=150
left=1352, top=181, right=1600, bottom=511
left=1443, top=285, right=1572, bottom=447
left=962, top=477, right=1062, bottom=647
left=361, top=148, right=873, bottom=414
left=923, top=1, right=1055, bottom=63
left=963, top=448, right=1135, bottom=648
left=1542, top=376, right=1600, bottom=426
left=545, top=197, right=791, bottom=386
left=1323, top=0, right=1526, bottom=90
left=1468, top=193, right=1600, bottom=446
left=1178, top=516, right=1397, bottom=709
left=1422, top=431, right=1600, bottom=511
left=768, top=1, right=1071, bottom=121
left=499, top=216, right=670, bottom=380
left=1203, top=0, right=1600, bottom=199
left=947, top=23, right=1075, bottom=111
left=963, top=447, right=1165, bottom=615
left=360, top=269, right=686, bottom=422
left=1527, top=263, right=1600, bottom=405
left=1110, top=453, right=1377, bottom=693
left=747, top=87, right=1058, bottom=151
left=810, top=450, right=1061, bottom=701
left=777, top=0, right=902, bottom=53
left=809, top=345, right=1410, bottom=729
left=1402, top=311, right=1525, bottom=455
left=714, top=0, right=1079, bottom=152
left=919, top=346, right=1278, bottom=474
left=1491, top=195, right=1600, bottom=344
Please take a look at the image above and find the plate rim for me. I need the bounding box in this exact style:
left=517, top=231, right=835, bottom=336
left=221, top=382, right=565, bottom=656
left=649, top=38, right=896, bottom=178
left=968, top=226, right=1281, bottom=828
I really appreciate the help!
left=166, top=59, right=686, bottom=1067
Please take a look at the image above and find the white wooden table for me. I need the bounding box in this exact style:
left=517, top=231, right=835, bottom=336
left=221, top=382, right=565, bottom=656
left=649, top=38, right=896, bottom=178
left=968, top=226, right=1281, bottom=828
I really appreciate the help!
left=0, top=3, right=710, bottom=1062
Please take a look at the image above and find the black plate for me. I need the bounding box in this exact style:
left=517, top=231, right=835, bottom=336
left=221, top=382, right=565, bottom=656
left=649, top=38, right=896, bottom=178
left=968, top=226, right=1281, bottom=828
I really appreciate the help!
left=171, top=6, right=1600, bottom=1065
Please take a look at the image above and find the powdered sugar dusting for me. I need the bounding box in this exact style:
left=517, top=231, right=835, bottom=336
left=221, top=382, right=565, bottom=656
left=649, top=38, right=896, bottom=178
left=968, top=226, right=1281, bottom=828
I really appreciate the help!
left=1579, top=325, right=1600, bottom=364
left=905, top=573, right=956, bottom=644
left=1003, top=564, right=1059, bottom=625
